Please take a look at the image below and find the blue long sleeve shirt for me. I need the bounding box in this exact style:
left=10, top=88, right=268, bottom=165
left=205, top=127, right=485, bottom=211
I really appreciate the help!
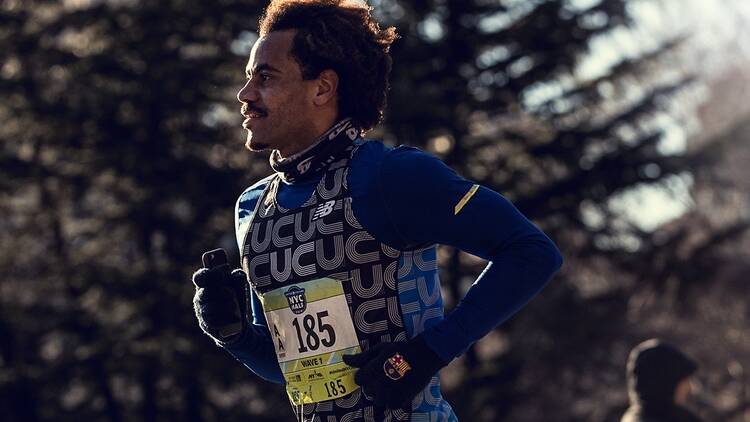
left=225, top=140, right=562, bottom=384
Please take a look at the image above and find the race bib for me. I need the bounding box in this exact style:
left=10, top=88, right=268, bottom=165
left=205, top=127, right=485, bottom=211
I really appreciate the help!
left=260, top=277, right=361, bottom=405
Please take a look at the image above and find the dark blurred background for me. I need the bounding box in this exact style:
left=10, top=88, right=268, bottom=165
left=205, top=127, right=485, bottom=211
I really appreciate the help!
left=1, top=0, right=749, bottom=421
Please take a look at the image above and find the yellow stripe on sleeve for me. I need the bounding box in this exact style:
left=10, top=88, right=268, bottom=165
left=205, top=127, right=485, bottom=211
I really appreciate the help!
left=454, top=184, right=479, bottom=215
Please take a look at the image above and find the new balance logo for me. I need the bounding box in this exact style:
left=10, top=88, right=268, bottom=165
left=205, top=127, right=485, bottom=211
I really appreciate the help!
left=297, top=157, right=313, bottom=174
left=312, top=200, right=335, bottom=221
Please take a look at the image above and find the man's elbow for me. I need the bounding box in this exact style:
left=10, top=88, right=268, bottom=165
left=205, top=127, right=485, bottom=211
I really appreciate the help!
left=523, top=235, right=563, bottom=280
left=505, top=234, right=563, bottom=283
left=543, top=239, right=563, bottom=277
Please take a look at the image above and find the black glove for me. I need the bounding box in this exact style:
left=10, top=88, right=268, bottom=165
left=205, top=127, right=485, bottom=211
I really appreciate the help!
left=192, top=266, right=249, bottom=344
left=342, top=335, right=448, bottom=409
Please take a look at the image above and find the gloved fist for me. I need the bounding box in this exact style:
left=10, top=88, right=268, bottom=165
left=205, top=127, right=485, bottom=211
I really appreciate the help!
left=192, top=266, right=249, bottom=343
left=342, top=335, right=447, bottom=410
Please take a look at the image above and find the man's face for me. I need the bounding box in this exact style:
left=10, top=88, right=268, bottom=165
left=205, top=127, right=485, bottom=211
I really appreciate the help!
left=237, top=30, right=318, bottom=154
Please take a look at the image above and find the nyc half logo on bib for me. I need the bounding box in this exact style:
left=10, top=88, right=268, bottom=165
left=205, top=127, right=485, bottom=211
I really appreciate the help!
left=260, top=277, right=361, bottom=405
left=285, top=286, right=307, bottom=314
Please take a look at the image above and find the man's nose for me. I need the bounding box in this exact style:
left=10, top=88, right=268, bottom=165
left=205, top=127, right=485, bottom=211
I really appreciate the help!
left=237, top=80, right=259, bottom=104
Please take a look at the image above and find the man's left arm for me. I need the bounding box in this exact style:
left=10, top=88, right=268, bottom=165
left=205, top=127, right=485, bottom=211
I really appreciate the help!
left=379, top=148, right=563, bottom=363
left=343, top=146, right=562, bottom=408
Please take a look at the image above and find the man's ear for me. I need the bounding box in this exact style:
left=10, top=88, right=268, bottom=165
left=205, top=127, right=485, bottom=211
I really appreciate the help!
left=313, top=69, right=338, bottom=106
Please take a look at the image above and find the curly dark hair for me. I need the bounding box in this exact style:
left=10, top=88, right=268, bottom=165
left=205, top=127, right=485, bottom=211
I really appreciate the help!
left=259, top=0, right=398, bottom=131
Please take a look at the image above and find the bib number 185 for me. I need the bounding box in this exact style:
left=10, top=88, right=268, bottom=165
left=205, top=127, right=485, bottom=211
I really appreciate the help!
left=291, top=310, right=336, bottom=353
left=324, top=379, right=347, bottom=398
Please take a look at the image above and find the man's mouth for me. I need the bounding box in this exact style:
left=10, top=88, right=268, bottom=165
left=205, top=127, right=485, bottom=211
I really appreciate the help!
left=242, top=113, right=267, bottom=128
left=241, top=105, right=267, bottom=127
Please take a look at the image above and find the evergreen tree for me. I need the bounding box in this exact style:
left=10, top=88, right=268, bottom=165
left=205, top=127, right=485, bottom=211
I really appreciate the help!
left=0, top=1, right=280, bottom=421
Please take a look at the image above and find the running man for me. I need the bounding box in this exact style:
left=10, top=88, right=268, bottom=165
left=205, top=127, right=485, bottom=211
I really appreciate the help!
left=192, top=1, right=563, bottom=420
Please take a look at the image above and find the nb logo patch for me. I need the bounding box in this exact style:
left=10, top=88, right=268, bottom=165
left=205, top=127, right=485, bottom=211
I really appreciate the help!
left=312, top=200, right=335, bottom=221
left=297, top=157, right=313, bottom=174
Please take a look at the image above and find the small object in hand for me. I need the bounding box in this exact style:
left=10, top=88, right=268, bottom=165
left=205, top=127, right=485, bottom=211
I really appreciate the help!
left=193, top=248, right=229, bottom=289
left=383, top=353, right=412, bottom=380
left=202, top=248, right=228, bottom=270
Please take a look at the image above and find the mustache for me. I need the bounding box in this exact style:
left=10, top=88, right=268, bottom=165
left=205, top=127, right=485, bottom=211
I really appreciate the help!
left=241, top=103, right=267, bottom=116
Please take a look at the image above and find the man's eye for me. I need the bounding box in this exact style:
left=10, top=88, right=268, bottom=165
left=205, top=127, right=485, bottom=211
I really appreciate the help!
left=245, top=73, right=271, bottom=83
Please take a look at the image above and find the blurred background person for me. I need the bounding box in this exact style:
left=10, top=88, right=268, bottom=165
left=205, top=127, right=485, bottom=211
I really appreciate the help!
left=621, top=339, right=703, bottom=422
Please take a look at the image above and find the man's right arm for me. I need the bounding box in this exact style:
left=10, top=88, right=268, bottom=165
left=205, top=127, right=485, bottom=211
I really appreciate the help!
left=218, top=178, right=284, bottom=384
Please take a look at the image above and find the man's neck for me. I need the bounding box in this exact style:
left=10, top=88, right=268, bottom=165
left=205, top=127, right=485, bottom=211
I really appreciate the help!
left=275, top=132, right=326, bottom=161
left=276, top=116, right=338, bottom=157
left=268, top=118, right=359, bottom=184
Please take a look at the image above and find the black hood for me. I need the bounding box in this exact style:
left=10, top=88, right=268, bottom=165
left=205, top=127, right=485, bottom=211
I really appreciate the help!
left=626, top=339, right=698, bottom=411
